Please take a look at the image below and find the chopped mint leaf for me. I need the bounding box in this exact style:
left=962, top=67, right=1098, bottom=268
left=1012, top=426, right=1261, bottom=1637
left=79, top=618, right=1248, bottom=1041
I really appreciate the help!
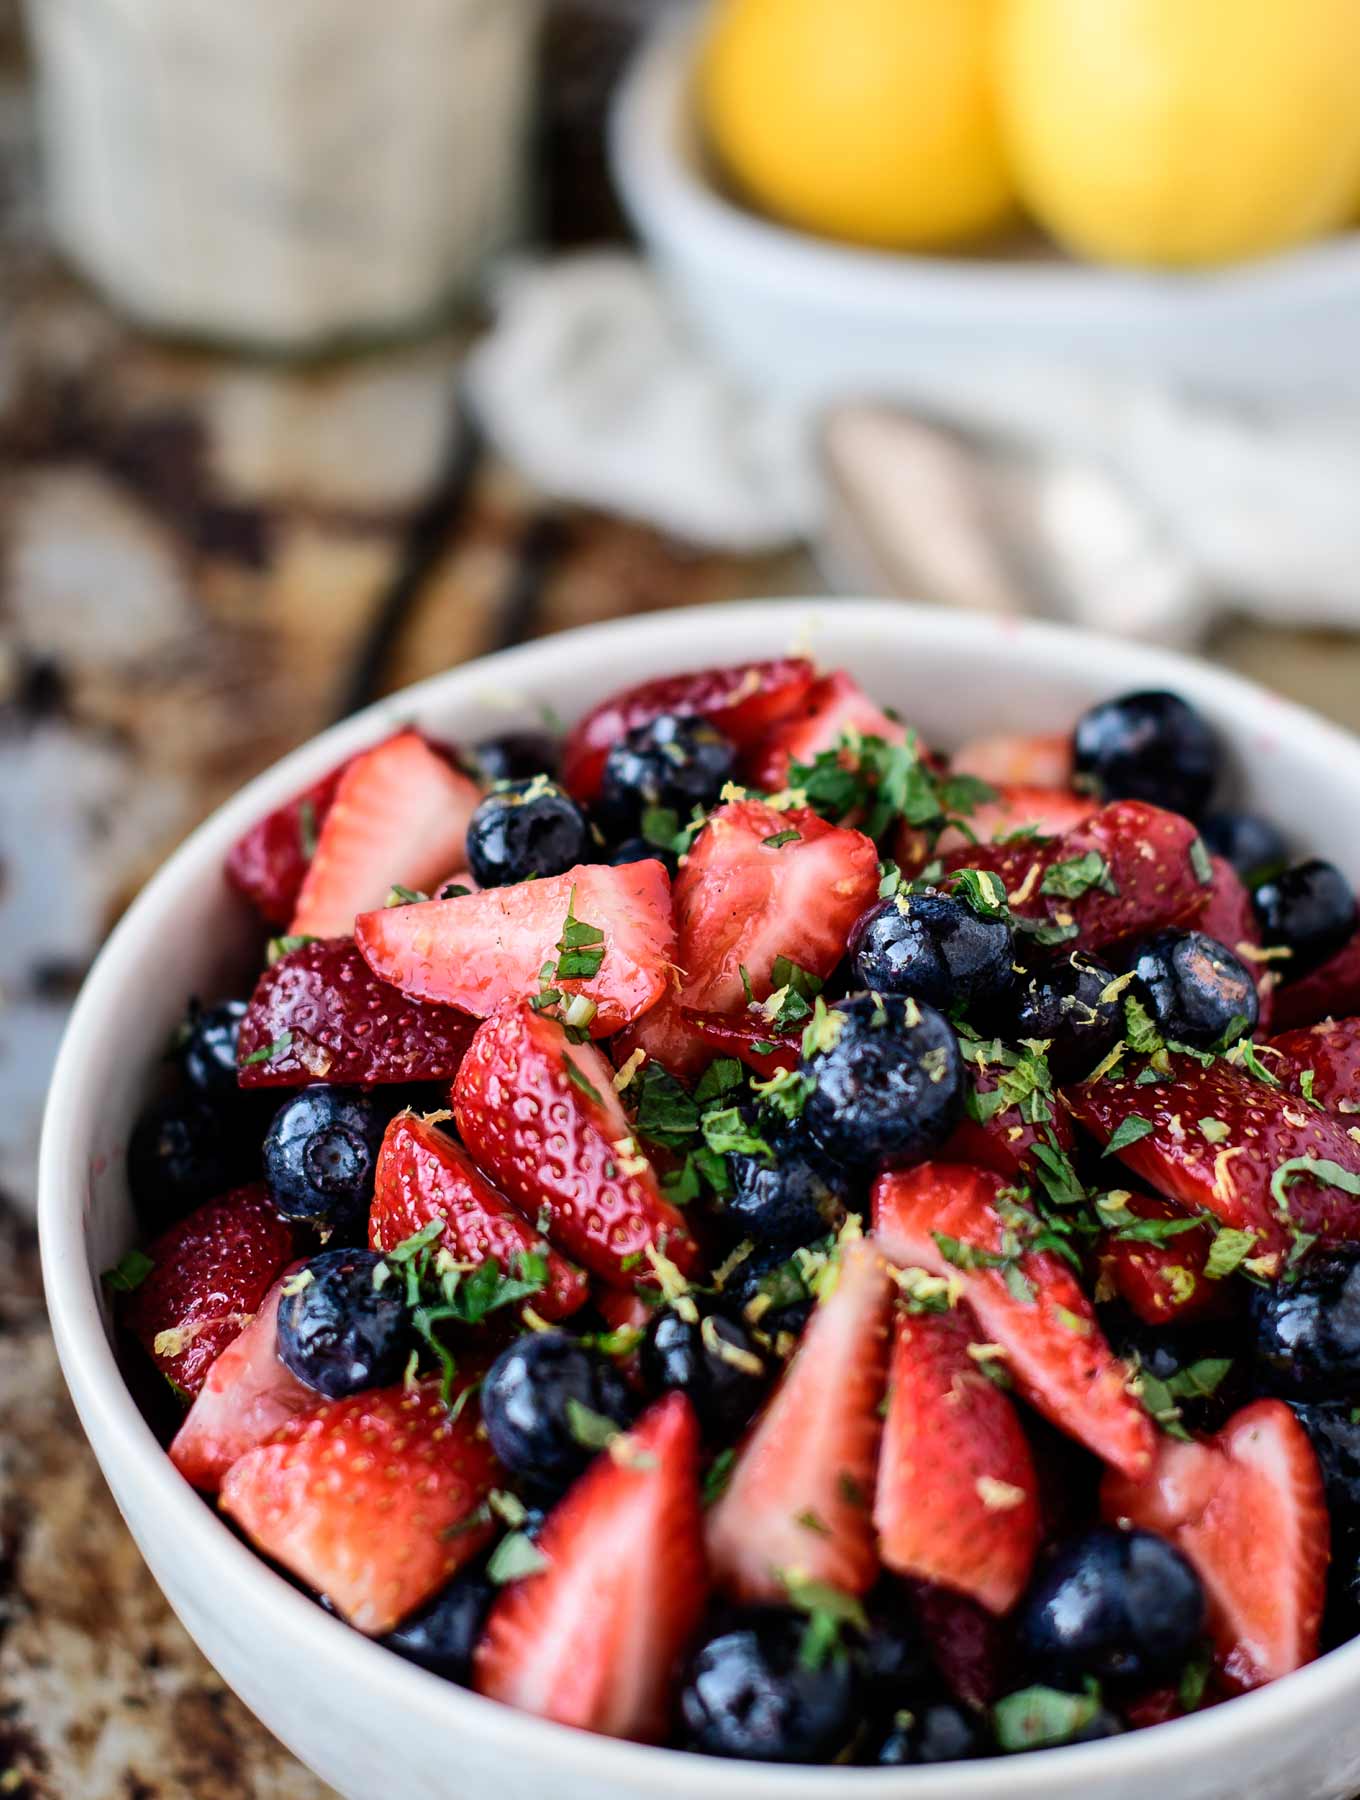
left=563, top=1055, right=605, bottom=1107
left=693, top=1058, right=745, bottom=1107
left=992, top=1685, right=1102, bottom=1752
left=486, top=1531, right=549, bottom=1584
left=240, top=1030, right=293, bottom=1067
left=762, top=828, right=801, bottom=849
left=297, top=798, right=319, bottom=861
left=701, top=1106, right=772, bottom=1161
left=945, top=867, right=1010, bottom=920
left=777, top=1572, right=869, bottom=1672
left=703, top=1447, right=736, bottom=1507
left=633, top=1063, right=701, bottom=1150
left=1205, top=1227, right=1255, bottom=1280
left=932, top=1232, right=1010, bottom=1274
left=641, top=805, right=681, bottom=851
left=386, top=885, right=428, bottom=907
left=102, top=1248, right=154, bottom=1293
left=1040, top=851, right=1118, bottom=900
left=565, top=1397, right=622, bottom=1451
left=1104, top=1116, right=1155, bottom=1155
left=1271, top=1156, right=1360, bottom=1214
left=1189, top=836, right=1215, bottom=886
left=267, top=934, right=316, bottom=965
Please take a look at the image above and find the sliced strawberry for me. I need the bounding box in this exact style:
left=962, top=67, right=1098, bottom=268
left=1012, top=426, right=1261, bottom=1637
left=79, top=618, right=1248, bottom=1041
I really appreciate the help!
left=1268, top=1016, right=1360, bottom=1112
left=745, top=670, right=906, bottom=792
left=356, top=862, right=674, bottom=1038
left=1099, top=1192, right=1223, bottom=1328
left=226, top=762, right=348, bottom=927
left=611, top=989, right=713, bottom=1084
left=453, top=1004, right=698, bottom=1285
left=950, top=732, right=1075, bottom=791
left=674, top=800, right=879, bottom=1013
left=474, top=1393, right=708, bottom=1741
left=1200, top=855, right=1275, bottom=1031
left=1272, top=928, right=1360, bottom=1032
left=122, top=1185, right=296, bottom=1397
left=937, top=785, right=1094, bottom=857
left=236, top=937, right=476, bottom=1088
left=707, top=1237, right=892, bottom=1601
left=873, top=1165, right=1154, bottom=1479
left=875, top=1310, right=1040, bottom=1615
left=369, top=1112, right=588, bottom=1320
left=220, top=1380, right=497, bottom=1635
left=169, top=1266, right=315, bottom=1492
left=290, top=732, right=481, bottom=939
left=1067, top=1055, right=1360, bottom=1261
left=562, top=658, right=816, bottom=804
left=1103, top=1398, right=1328, bottom=1690
left=683, top=1008, right=802, bottom=1076
left=942, top=1063, right=1078, bottom=1185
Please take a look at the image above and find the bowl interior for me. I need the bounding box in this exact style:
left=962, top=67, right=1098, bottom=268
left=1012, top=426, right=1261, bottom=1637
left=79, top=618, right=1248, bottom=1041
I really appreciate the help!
left=39, top=598, right=1360, bottom=1800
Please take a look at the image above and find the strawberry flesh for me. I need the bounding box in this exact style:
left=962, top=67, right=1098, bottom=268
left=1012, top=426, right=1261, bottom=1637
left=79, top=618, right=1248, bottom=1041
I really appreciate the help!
left=1099, top=1192, right=1224, bottom=1327
left=122, top=1184, right=296, bottom=1397
left=707, top=1237, right=892, bottom=1601
left=356, top=861, right=674, bottom=1037
left=369, top=1111, right=588, bottom=1320
left=936, top=785, right=1093, bottom=857
left=610, top=990, right=714, bottom=1084
left=682, top=1008, right=803, bottom=1076
left=875, top=1309, right=1040, bottom=1615
left=473, top=1393, right=709, bottom=1742
left=453, top=1003, right=699, bottom=1285
left=1271, top=927, right=1360, bottom=1032
left=220, top=1379, right=498, bottom=1635
left=744, top=668, right=907, bottom=791
left=873, top=1164, right=1154, bottom=1479
left=950, top=732, right=1075, bottom=790
left=941, top=1063, right=1079, bottom=1185
left=1199, top=854, right=1276, bottom=1031
left=236, top=937, right=476, bottom=1088
left=1267, top=1016, right=1360, bottom=1112
left=226, top=762, right=347, bottom=926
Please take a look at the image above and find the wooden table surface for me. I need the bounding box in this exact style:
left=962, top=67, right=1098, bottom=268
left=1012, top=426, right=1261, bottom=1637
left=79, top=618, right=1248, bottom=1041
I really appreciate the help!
left=4, top=6, right=1360, bottom=1794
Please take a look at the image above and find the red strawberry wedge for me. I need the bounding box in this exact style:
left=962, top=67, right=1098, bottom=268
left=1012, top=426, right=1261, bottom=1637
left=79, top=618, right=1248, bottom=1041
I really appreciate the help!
left=1268, top=1016, right=1360, bottom=1112
left=226, top=761, right=348, bottom=926
left=1272, top=927, right=1360, bottom=1032
left=474, top=1394, right=709, bottom=1742
left=1099, top=1192, right=1223, bottom=1327
left=1103, top=1399, right=1328, bottom=1690
left=453, top=1004, right=699, bottom=1285
left=562, top=657, right=816, bottom=804
left=220, top=1380, right=498, bottom=1635
left=875, top=1310, right=1040, bottom=1615
left=236, top=938, right=476, bottom=1088
left=674, top=800, right=879, bottom=1013
left=1067, top=1055, right=1360, bottom=1263
left=682, top=1008, right=803, bottom=1076
left=950, top=732, right=1075, bottom=791
left=942, top=1063, right=1079, bottom=1186
left=122, top=1185, right=296, bottom=1397
left=611, top=989, right=714, bottom=1084
left=290, top=732, right=481, bottom=939
left=936, top=785, right=1094, bottom=857
left=169, top=1267, right=316, bottom=1492
left=356, top=862, right=674, bottom=1037
left=1199, top=854, right=1276, bottom=1030
left=707, top=1236, right=892, bottom=1601
left=370, top=1112, right=588, bottom=1320
left=873, top=1165, right=1155, bottom=1479
left=745, top=669, right=907, bottom=792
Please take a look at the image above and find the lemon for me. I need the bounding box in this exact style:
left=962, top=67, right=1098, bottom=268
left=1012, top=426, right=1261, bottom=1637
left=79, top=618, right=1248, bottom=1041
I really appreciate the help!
left=699, top=0, right=1015, bottom=251
left=996, top=0, right=1360, bottom=268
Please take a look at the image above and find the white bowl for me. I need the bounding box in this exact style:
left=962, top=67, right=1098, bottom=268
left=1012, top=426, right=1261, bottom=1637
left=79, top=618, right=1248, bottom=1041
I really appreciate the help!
left=610, top=18, right=1360, bottom=412
left=38, top=600, right=1360, bottom=1800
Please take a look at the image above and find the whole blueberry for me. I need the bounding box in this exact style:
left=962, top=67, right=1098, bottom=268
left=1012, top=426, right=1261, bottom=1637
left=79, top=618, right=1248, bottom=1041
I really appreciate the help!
left=726, top=1124, right=851, bottom=1255
left=382, top=1565, right=496, bottom=1684
left=1292, top=1403, right=1360, bottom=1536
left=177, top=999, right=249, bottom=1096
left=641, top=1302, right=771, bottom=1441
left=801, top=993, right=964, bottom=1168
left=680, top=1609, right=861, bottom=1763
left=481, top=1331, right=637, bottom=1498
left=849, top=889, right=1015, bottom=1018
left=1128, top=930, right=1258, bottom=1048
left=1200, top=809, right=1288, bottom=889
left=1254, top=860, right=1357, bottom=979
left=718, top=1240, right=817, bottom=1343
left=1099, top=1305, right=1246, bottom=1436
left=464, top=779, right=591, bottom=888
left=1015, top=1527, right=1205, bottom=1688
left=856, top=1579, right=934, bottom=1714
left=1073, top=690, right=1218, bottom=818
left=277, top=1248, right=413, bottom=1399
left=1008, top=951, right=1122, bottom=1081
left=1250, top=1252, right=1360, bottom=1400
left=263, top=1085, right=385, bottom=1236
left=610, top=835, right=678, bottom=878
left=596, top=714, right=735, bottom=841
left=462, top=731, right=559, bottom=786
left=872, top=1702, right=986, bottom=1765
left=127, top=1092, right=248, bottom=1230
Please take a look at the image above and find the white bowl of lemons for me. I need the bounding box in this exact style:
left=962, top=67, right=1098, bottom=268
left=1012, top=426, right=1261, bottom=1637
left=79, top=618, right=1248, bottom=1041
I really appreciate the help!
left=610, top=2, right=1360, bottom=411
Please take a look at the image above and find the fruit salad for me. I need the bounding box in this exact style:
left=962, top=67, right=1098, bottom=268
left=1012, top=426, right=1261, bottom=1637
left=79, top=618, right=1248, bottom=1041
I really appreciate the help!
left=109, top=659, right=1360, bottom=1766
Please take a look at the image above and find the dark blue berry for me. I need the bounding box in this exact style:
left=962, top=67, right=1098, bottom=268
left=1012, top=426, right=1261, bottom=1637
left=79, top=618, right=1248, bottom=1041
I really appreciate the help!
left=718, top=1240, right=816, bottom=1343
left=871, top=1701, right=985, bottom=1765
left=263, top=1085, right=385, bottom=1236
left=1009, top=951, right=1121, bottom=1081
left=464, top=779, right=591, bottom=888
left=1292, top=1403, right=1360, bottom=1535
left=276, top=1248, right=413, bottom=1399
left=1254, top=860, right=1357, bottom=979
left=1073, top=690, right=1218, bottom=818
left=679, top=1609, right=860, bottom=1763
left=726, top=1123, right=851, bottom=1254
left=641, top=1302, right=771, bottom=1441
left=127, top=1093, right=249, bottom=1230
left=1200, top=809, right=1288, bottom=889
left=1099, top=1305, right=1246, bottom=1435
left=177, top=999, right=249, bottom=1096
left=610, top=835, right=678, bottom=878
left=1015, top=1526, right=1205, bottom=1688
left=1250, top=1252, right=1360, bottom=1400
left=596, top=714, right=735, bottom=840
left=480, top=1331, right=637, bottom=1499
left=856, top=1579, right=934, bottom=1713
left=381, top=1565, right=495, bottom=1683
left=462, top=731, right=559, bottom=786
left=801, top=993, right=964, bottom=1168
left=849, top=889, right=1015, bottom=1018
left=1128, top=930, right=1258, bottom=1048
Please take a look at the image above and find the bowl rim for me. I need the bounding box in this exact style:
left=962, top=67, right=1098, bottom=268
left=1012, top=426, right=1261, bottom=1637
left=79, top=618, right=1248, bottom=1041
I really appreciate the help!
left=38, top=597, right=1360, bottom=1795
left=610, top=12, right=1360, bottom=323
